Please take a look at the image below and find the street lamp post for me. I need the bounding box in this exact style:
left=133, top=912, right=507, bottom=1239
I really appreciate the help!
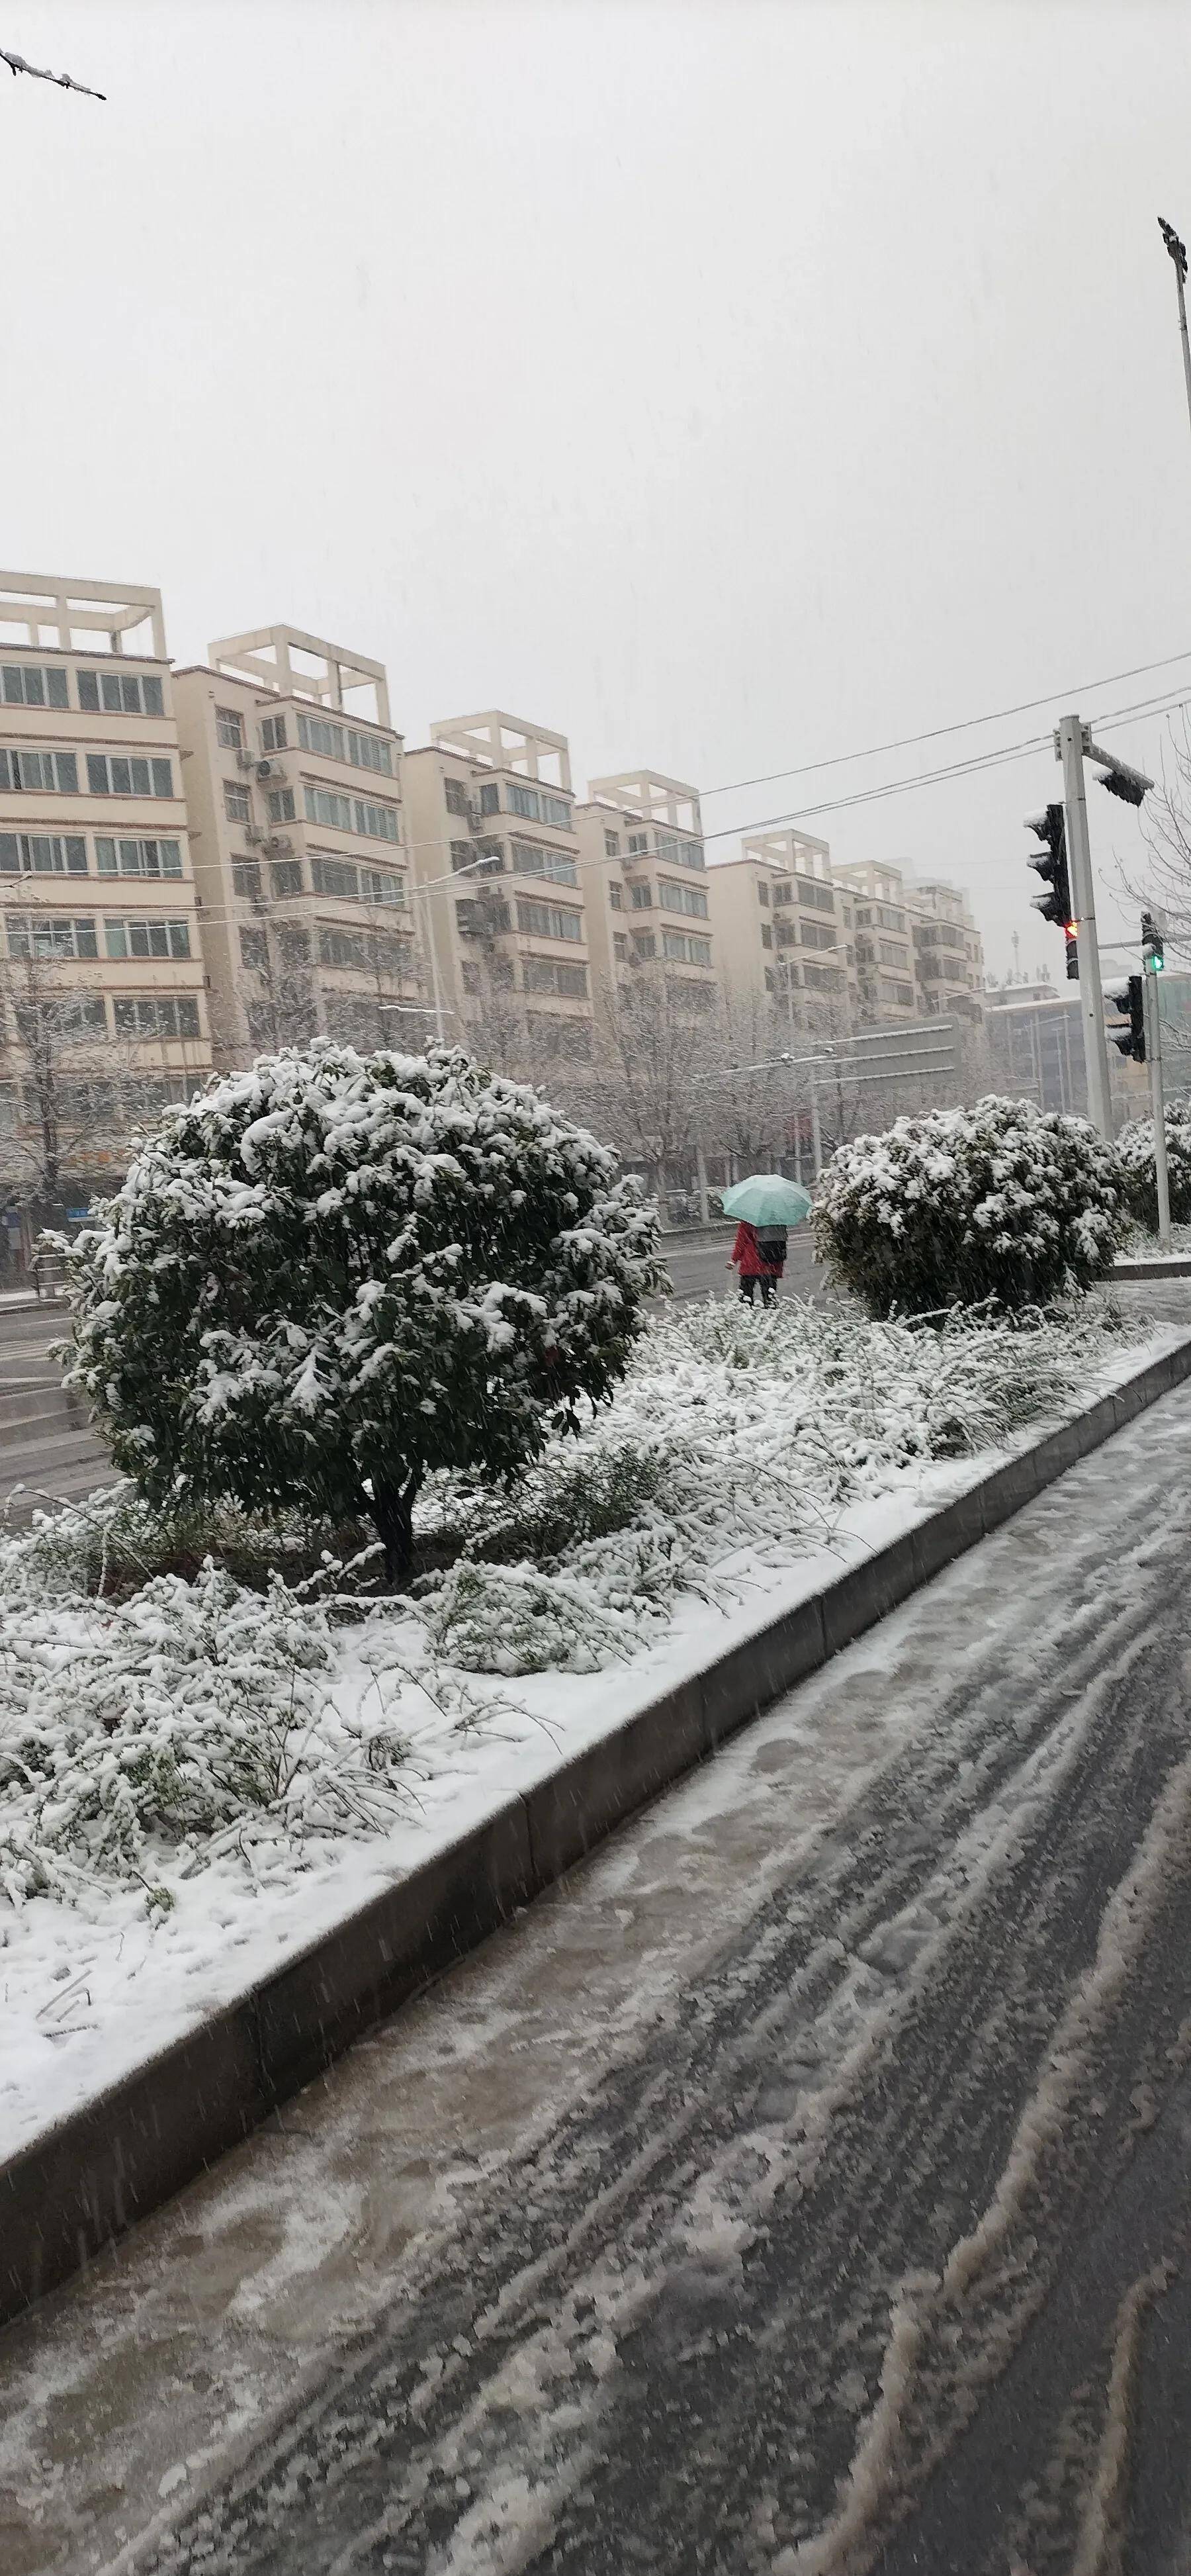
left=1159, top=217, right=1191, bottom=445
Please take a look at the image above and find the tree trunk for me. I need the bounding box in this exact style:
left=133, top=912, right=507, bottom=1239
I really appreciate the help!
left=371, top=1469, right=419, bottom=1585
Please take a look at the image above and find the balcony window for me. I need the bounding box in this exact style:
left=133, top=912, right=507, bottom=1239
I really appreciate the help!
left=5, top=913, right=97, bottom=960
left=353, top=798, right=400, bottom=844
left=632, top=931, right=656, bottom=959
left=96, top=835, right=183, bottom=878
left=267, top=788, right=296, bottom=824
left=627, top=831, right=648, bottom=856
left=515, top=898, right=582, bottom=943
left=630, top=882, right=652, bottom=910
left=272, top=860, right=304, bottom=897
left=1, top=663, right=68, bottom=710
left=444, top=778, right=470, bottom=817
left=85, top=751, right=173, bottom=799
left=509, top=836, right=578, bottom=888
left=240, top=929, right=267, bottom=970
left=232, top=862, right=261, bottom=900
left=104, top=918, right=191, bottom=961
left=662, top=930, right=712, bottom=966
left=0, top=832, right=87, bottom=876
left=656, top=831, right=704, bottom=871
left=796, top=876, right=835, bottom=913
left=478, top=780, right=500, bottom=815
left=304, top=784, right=352, bottom=833
left=296, top=712, right=393, bottom=775
left=77, top=670, right=165, bottom=718
left=0, top=747, right=79, bottom=794
left=523, top=957, right=588, bottom=997
left=113, top=995, right=201, bottom=1040
left=216, top=707, right=243, bottom=749
left=802, top=921, right=838, bottom=952
left=657, top=879, right=708, bottom=919
left=260, top=715, right=287, bottom=753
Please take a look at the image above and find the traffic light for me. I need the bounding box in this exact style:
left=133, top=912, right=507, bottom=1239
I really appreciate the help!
left=1026, top=805, right=1075, bottom=936
left=1106, top=976, right=1145, bottom=1062
left=1065, top=933, right=1079, bottom=982
left=1143, top=910, right=1165, bottom=972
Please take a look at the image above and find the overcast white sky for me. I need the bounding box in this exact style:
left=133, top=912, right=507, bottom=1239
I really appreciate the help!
left=8, top=0, right=1191, bottom=975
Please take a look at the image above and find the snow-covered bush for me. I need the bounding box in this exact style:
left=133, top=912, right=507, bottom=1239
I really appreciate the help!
left=1116, top=1102, right=1191, bottom=1231
left=60, top=1042, right=663, bottom=1578
left=812, top=1095, right=1125, bottom=1316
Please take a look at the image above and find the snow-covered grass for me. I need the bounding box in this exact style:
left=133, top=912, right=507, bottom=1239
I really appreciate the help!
left=0, top=1293, right=1143, bottom=1907
left=0, top=1289, right=1177, bottom=2162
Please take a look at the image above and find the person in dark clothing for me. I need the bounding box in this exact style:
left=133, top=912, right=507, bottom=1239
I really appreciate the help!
left=727, top=1219, right=787, bottom=1306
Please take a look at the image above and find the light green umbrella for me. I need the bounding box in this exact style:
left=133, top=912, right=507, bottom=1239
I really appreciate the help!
left=721, top=1173, right=813, bottom=1226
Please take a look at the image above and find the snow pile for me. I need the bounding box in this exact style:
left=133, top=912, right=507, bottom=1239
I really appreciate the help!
left=813, top=1094, right=1125, bottom=1316
left=0, top=1295, right=1141, bottom=1914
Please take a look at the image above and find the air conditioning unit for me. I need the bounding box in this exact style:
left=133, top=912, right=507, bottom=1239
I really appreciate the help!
left=236, top=748, right=255, bottom=770
left=257, top=759, right=285, bottom=782
left=243, top=825, right=265, bottom=847
left=264, top=834, right=294, bottom=857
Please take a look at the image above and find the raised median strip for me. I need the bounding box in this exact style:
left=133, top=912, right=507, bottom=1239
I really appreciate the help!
left=5, top=1328, right=1191, bottom=2328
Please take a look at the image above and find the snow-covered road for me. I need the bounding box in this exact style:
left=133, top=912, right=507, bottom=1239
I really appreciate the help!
left=9, top=1373, right=1191, bottom=2574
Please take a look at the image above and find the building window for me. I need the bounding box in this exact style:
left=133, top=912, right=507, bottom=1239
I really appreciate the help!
left=113, top=994, right=201, bottom=1040
left=104, top=918, right=192, bottom=961
left=802, top=921, right=838, bottom=952
left=758, top=880, right=770, bottom=904
left=490, top=954, right=515, bottom=989
left=613, top=932, right=629, bottom=960
left=83, top=751, right=173, bottom=799
left=95, top=835, right=183, bottom=878
left=1, top=663, right=68, bottom=710
left=279, top=923, right=309, bottom=965
left=630, top=882, right=652, bottom=910
left=312, top=854, right=359, bottom=899
left=662, top=930, right=712, bottom=966
left=77, top=670, right=165, bottom=719
left=239, top=928, right=267, bottom=970
left=523, top=957, right=588, bottom=997
left=451, top=840, right=476, bottom=872
left=456, top=896, right=512, bottom=937
left=353, top=798, right=400, bottom=843
left=296, top=712, right=393, bottom=776
left=216, top=707, right=243, bottom=749
left=797, top=876, right=836, bottom=913
left=232, top=862, right=262, bottom=900
left=773, top=880, right=793, bottom=906
left=5, top=913, right=98, bottom=960
left=478, top=780, right=500, bottom=815
left=318, top=925, right=365, bottom=970
left=259, top=714, right=287, bottom=753
left=509, top=837, right=578, bottom=888
left=224, top=780, right=251, bottom=823
left=876, top=905, right=906, bottom=932
left=657, top=879, right=708, bottom=919
left=627, top=831, right=648, bottom=856
left=877, top=939, right=906, bottom=967
left=0, top=832, right=87, bottom=877
left=267, top=788, right=296, bottom=824
left=304, top=784, right=352, bottom=833
left=507, top=782, right=571, bottom=829
left=461, top=960, right=482, bottom=997
left=631, top=931, right=656, bottom=959
left=656, top=831, right=704, bottom=871
left=444, top=778, right=470, bottom=817
left=604, top=829, right=620, bottom=856
left=271, top=860, right=303, bottom=897
left=515, top=898, right=583, bottom=943
left=878, top=978, right=914, bottom=1008
left=761, top=923, right=773, bottom=949
left=609, top=883, right=623, bottom=909
left=0, top=747, right=79, bottom=794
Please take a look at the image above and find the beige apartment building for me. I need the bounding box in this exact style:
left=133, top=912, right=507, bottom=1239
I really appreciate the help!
left=0, top=570, right=212, bottom=1221
left=576, top=768, right=715, bottom=1017
left=908, top=876, right=985, bottom=1017
left=172, top=625, right=419, bottom=1065
left=703, top=827, right=854, bottom=1023
left=404, top=712, right=592, bottom=1062
left=834, top=859, right=985, bottom=1024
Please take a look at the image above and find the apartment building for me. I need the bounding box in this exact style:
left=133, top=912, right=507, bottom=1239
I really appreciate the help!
left=909, top=878, right=985, bottom=1017
left=404, top=712, right=592, bottom=1061
left=575, top=770, right=715, bottom=1015
left=0, top=570, right=212, bottom=1215
left=703, top=827, right=853, bottom=1021
left=832, top=860, right=920, bottom=1022
left=172, top=625, right=419, bottom=1064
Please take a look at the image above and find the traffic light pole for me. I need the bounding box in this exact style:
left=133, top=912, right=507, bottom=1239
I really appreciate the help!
left=1057, top=713, right=1115, bottom=1140
left=1144, top=968, right=1173, bottom=1248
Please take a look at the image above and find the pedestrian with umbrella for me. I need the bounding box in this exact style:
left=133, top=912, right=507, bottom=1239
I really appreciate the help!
left=721, top=1173, right=813, bottom=1306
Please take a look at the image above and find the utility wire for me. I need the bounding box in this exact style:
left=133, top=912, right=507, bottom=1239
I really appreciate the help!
left=698, top=644, right=1191, bottom=799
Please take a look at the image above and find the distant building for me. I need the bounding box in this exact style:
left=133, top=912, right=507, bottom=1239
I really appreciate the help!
left=404, top=712, right=592, bottom=1064
left=576, top=770, right=715, bottom=1019
left=704, top=827, right=853, bottom=1022
left=172, top=624, right=416, bottom=1065
left=985, top=984, right=1149, bottom=1119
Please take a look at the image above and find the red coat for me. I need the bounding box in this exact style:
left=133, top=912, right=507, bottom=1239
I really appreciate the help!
left=732, top=1221, right=783, bottom=1277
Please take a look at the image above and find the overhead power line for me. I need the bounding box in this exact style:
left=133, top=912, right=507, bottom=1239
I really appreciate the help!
left=699, top=645, right=1191, bottom=800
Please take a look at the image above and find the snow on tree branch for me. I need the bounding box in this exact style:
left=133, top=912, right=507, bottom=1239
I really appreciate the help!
left=1, top=45, right=105, bottom=100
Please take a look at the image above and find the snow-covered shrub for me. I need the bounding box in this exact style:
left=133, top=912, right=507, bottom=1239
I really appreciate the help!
left=60, top=1042, right=663, bottom=1579
left=1116, top=1102, right=1191, bottom=1231
left=812, top=1095, right=1125, bottom=1316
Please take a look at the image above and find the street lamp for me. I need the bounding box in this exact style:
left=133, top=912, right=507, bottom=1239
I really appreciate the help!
left=1158, top=216, right=1191, bottom=444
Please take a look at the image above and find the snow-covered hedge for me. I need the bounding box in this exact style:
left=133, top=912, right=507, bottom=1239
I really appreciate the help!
left=1116, top=1102, right=1191, bottom=1231
left=812, top=1095, right=1125, bottom=1316
left=60, top=1042, right=663, bottom=1577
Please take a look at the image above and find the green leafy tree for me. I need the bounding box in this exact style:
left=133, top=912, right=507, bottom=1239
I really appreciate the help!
left=63, top=1042, right=664, bottom=1578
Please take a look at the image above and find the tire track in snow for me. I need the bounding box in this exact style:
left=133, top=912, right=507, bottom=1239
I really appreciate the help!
left=132, top=1436, right=1191, bottom=2576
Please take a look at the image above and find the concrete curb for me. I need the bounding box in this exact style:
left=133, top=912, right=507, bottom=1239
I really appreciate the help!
left=1113, top=1256, right=1191, bottom=1280
left=5, top=1332, right=1191, bottom=2327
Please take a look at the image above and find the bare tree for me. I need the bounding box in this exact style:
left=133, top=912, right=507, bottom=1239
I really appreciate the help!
left=587, top=968, right=717, bottom=1195
left=0, top=944, right=155, bottom=1219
